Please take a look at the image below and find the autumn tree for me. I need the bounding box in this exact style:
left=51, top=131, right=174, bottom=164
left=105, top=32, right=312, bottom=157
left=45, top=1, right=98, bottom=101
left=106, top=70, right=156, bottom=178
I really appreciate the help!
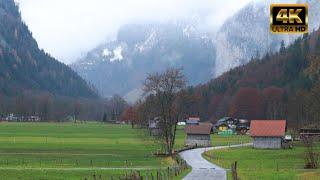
left=263, top=87, right=285, bottom=119
left=121, top=107, right=137, bottom=127
left=229, top=88, right=264, bottom=119
left=143, top=68, right=186, bottom=155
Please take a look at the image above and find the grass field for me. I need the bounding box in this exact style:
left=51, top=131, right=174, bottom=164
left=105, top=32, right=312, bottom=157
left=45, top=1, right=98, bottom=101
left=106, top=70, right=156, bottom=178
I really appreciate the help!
left=203, top=142, right=320, bottom=180
left=0, top=122, right=251, bottom=179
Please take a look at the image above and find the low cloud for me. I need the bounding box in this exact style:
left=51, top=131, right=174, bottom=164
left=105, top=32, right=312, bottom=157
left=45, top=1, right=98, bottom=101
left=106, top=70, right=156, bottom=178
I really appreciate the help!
left=15, top=0, right=252, bottom=64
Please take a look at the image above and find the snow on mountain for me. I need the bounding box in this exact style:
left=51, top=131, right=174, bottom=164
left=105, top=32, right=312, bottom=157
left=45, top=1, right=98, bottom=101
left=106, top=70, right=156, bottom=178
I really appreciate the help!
left=71, top=21, right=215, bottom=102
left=72, top=0, right=320, bottom=102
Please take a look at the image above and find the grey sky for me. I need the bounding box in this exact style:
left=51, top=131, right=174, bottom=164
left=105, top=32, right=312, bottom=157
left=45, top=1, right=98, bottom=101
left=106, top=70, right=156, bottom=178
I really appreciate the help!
left=15, top=0, right=253, bottom=64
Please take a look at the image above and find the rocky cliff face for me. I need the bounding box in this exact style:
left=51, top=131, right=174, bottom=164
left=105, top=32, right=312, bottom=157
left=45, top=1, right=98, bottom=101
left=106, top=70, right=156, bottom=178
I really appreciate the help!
left=214, top=0, right=320, bottom=76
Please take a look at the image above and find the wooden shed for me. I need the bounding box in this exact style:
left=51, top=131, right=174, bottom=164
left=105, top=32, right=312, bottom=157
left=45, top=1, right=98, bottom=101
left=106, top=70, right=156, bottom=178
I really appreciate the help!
left=185, top=123, right=212, bottom=147
left=250, top=120, right=286, bottom=149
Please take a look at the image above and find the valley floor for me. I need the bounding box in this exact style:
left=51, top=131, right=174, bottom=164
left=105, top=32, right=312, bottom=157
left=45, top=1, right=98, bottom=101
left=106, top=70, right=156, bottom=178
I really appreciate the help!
left=0, top=122, right=250, bottom=179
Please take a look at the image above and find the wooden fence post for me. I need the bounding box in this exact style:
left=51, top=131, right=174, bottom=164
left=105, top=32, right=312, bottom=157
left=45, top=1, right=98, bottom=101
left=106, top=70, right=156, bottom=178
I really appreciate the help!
left=231, top=161, right=238, bottom=180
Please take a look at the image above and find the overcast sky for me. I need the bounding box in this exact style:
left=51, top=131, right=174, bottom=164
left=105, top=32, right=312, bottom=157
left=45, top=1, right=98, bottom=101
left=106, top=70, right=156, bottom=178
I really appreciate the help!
left=15, top=0, right=253, bottom=64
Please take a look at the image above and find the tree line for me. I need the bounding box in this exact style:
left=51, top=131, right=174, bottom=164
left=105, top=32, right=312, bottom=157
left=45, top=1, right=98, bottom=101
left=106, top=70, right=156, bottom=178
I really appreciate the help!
left=0, top=92, right=127, bottom=122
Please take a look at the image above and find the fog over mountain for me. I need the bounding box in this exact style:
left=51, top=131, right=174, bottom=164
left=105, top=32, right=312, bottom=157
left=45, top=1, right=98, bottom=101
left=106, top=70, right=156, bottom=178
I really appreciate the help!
left=72, top=21, right=215, bottom=102
left=214, top=0, right=320, bottom=76
left=72, top=0, right=320, bottom=102
left=15, top=0, right=251, bottom=63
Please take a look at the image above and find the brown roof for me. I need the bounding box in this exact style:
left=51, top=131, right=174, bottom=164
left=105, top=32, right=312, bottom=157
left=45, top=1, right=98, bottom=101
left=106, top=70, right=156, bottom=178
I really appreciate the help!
left=250, top=120, right=286, bottom=137
left=188, top=117, right=200, bottom=121
left=185, top=123, right=212, bottom=135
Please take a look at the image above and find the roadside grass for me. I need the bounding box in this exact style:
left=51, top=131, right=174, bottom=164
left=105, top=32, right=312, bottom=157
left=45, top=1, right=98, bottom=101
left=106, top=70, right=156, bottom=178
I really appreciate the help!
left=203, top=142, right=320, bottom=180
left=210, top=134, right=251, bottom=147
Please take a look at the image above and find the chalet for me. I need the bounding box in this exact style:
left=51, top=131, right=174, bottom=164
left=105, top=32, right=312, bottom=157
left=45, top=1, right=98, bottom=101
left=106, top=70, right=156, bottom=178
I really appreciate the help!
left=250, top=120, right=286, bottom=149
left=149, top=117, right=161, bottom=136
left=214, top=117, right=250, bottom=134
left=185, top=117, right=200, bottom=125
left=185, top=123, right=212, bottom=147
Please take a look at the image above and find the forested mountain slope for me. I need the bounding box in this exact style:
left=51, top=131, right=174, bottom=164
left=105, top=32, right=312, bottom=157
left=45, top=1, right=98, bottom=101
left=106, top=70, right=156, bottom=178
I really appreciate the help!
left=0, top=0, right=97, bottom=98
left=183, top=28, right=320, bottom=127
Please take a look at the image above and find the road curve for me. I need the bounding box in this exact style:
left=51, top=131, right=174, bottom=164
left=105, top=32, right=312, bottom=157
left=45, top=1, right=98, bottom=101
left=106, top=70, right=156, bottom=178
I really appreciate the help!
left=179, top=143, right=252, bottom=180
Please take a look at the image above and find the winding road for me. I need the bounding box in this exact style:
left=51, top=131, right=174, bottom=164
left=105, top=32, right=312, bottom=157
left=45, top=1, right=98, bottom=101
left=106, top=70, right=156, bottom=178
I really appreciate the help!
left=179, top=143, right=252, bottom=180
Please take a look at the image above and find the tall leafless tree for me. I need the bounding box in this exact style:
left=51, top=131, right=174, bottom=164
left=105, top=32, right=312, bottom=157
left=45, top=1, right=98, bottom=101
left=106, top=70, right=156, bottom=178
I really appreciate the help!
left=143, top=68, right=186, bottom=155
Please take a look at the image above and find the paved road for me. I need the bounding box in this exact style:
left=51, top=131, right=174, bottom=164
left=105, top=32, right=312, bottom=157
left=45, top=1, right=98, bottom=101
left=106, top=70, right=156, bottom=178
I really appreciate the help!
left=179, top=143, right=252, bottom=180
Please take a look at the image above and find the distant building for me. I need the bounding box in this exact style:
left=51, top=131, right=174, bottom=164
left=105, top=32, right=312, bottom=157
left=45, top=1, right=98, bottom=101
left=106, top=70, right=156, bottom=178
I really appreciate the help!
left=149, top=117, right=161, bottom=136
left=186, top=117, right=200, bottom=125
left=26, top=116, right=40, bottom=122
left=177, top=121, right=186, bottom=126
left=250, top=120, right=286, bottom=149
left=185, top=123, right=212, bottom=147
left=214, top=117, right=250, bottom=134
left=5, top=114, right=18, bottom=121
left=299, top=128, right=320, bottom=138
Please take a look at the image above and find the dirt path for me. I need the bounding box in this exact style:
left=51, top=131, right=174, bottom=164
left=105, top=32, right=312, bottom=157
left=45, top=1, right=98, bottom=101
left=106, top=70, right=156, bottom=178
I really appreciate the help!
left=179, top=143, right=252, bottom=180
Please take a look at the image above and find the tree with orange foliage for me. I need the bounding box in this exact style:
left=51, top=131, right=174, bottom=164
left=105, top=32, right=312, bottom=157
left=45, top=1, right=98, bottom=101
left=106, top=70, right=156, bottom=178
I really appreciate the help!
left=263, top=87, right=285, bottom=119
left=229, top=88, right=264, bottom=119
left=121, top=107, right=137, bottom=127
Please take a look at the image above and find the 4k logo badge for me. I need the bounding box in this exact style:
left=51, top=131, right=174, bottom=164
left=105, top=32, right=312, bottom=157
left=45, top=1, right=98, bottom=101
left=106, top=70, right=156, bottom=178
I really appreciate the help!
left=270, top=4, right=308, bottom=34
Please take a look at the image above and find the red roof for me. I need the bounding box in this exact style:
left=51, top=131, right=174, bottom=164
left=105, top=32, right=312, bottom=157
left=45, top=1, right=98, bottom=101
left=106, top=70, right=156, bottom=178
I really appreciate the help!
left=250, top=120, right=286, bottom=137
left=185, top=123, right=212, bottom=135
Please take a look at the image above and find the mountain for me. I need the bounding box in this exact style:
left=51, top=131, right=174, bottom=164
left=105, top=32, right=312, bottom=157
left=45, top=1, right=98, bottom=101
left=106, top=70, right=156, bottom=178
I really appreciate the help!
left=0, top=0, right=97, bottom=98
left=214, top=0, right=320, bottom=76
left=180, top=26, right=320, bottom=125
left=72, top=22, right=215, bottom=102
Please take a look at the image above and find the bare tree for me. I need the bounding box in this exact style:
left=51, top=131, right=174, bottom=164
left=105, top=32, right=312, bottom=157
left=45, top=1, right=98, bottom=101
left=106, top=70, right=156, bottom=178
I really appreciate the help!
left=38, top=93, right=53, bottom=121
left=302, top=136, right=319, bottom=169
left=73, top=100, right=83, bottom=123
left=143, top=68, right=186, bottom=155
left=110, top=95, right=127, bottom=121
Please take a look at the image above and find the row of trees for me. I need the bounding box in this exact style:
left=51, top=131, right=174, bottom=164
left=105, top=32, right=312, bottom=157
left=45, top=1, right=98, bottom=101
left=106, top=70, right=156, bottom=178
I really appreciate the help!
left=0, top=92, right=127, bottom=122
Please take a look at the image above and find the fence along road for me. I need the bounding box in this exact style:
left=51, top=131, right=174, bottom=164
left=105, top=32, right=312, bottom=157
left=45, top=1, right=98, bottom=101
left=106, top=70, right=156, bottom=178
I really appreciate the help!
left=179, top=143, right=252, bottom=180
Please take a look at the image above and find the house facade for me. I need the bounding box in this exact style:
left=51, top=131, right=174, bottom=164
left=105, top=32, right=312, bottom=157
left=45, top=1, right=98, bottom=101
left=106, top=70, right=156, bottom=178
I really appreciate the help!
left=185, top=123, right=212, bottom=147
left=149, top=117, right=161, bottom=136
left=250, top=120, right=286, bottom=149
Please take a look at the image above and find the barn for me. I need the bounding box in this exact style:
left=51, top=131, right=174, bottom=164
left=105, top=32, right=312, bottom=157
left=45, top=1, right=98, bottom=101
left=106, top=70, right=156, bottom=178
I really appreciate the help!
left=185, top=123, right=212, bottom=147
left=250, top=120, right=286, bottom=149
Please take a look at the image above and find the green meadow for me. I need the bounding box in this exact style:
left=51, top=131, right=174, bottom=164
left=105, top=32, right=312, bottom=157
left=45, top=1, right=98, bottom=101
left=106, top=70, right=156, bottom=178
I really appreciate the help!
left=203, top=142, right=320, bottom=180
left=0, top=122, right=251, bottom=179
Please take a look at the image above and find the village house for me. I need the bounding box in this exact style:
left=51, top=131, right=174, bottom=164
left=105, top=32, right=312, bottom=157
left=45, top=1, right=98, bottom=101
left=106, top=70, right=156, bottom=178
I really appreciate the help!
left=185, top=116, right=200, bottom=125
left=149, top=117, right=161, bottom=136
left=250, top=120, right=286, bottom=149
left=185, top=123, right=212, bottom=147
